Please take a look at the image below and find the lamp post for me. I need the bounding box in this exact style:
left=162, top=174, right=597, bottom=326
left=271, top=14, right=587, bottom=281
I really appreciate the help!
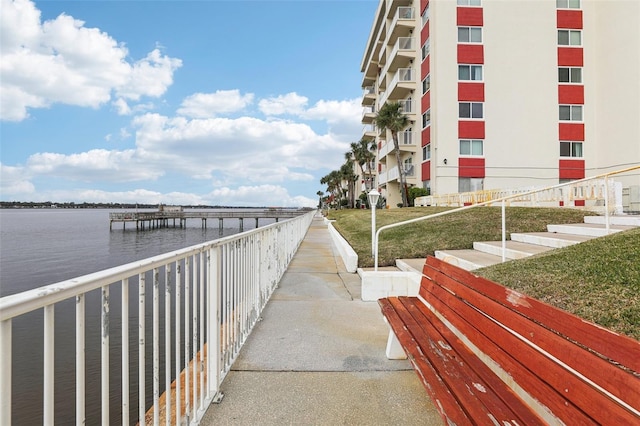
left=368, top=189, right=380, bottom=257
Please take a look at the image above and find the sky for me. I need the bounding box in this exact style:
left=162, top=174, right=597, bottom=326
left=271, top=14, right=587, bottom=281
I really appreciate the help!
left=0, top=0, right=379, bottom=207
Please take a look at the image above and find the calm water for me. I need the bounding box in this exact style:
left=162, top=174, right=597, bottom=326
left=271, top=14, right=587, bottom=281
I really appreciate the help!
left=0, top=208, right=275, bottom=425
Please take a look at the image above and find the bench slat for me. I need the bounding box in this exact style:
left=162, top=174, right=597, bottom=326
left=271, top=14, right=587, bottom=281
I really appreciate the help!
left=406, top=300, right=547, bottom=425
left=385, top=296, right=540, bottom=424
left=420, top=274, right=600, bottom=424
left=379, top=298, right=470, bottom=425
left=422, top=260, right=640, bottom=424
left=425, top=256, right=640, bottom=373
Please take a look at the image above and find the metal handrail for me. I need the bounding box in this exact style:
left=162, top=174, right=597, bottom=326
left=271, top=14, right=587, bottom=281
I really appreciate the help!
left=374, top=165, right=640, bottom=270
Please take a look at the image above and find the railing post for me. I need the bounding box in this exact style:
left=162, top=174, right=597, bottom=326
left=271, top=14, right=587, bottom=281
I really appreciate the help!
left=44, top=304, right=54, bottom=425
left=501, top=200, right=506, bottom=262
left=76, top=294, right=85, bottom=425
left=0, top=319, right=11, bottom=425
left=604, top=176, right=610, bottom=234
left=102, top=286, right=110, bottom=426
left=121, top=279, right=129, bottom=426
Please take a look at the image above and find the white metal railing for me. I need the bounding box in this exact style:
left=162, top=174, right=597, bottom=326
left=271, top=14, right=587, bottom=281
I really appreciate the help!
left=363, top=86, right=375, bottom=97
left=0, top=210, right=315, bottom=425
left=374, top=166, right=640, bottom=270
left=398, top=100, right=413, bottom=114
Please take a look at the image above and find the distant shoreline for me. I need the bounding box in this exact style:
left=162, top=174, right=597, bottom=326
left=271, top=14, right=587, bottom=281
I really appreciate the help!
left=0, top=202, right=304, bottom=210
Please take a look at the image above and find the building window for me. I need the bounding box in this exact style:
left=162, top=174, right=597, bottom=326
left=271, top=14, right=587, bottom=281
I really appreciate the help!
left=559, top=105, right=583, bottom=121
left=459, top=177, right=484, bottom=193
left=422, top=75, right=431, bottom=94
left=458, top=27, right=482, bottom=43
left=459, top=65, right=483, bottom=81
left=423, top=143, right=431, bottom=160
left=459, top=102, right=483, bottom=119
left=558, top=30, right=581, bottom=46
left=459, top=139, right=483, bottom=156
left=422, top=109, right=431, bottom=128
left=560, top=141, right=583, bottom=157
left=421, top=4, right=430, bottom=27
left=559, top=67, right=582, bottom=83
left=557, top=0, right=580, bottom=8
left=457, top=0, right=481, bottom=6
left=422, top=38, right=430, bottom=61
left=423, top=180, right=431, bottom=194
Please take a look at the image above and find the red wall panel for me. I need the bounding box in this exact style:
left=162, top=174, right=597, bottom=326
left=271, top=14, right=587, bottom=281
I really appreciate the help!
left=422, top=93, right=431, bottom=112
left=458, top=121, right=485, bottom=139
left=422, top=128, right=431, bottom=146
left=422, top=59, right=430, bottom=79
left=557, top=10, right=583, bottom=29
left=422, top=160, right=431, bottom=180
left=457, top=7, right=483, bottom=26
left=421, top=21, right=430, bottom=44
left=457, top=45, right=484, bottom=64
left=558, top=47, right=583, bottom=66
left=459, top=158, right=485, bottom=178
left=559, top=159, right=585, bottom=179
left=558, top=85, right=584, bottom=104
left=458, top=83, right=485, bottom=101
left=559, top=123, right=585, bottom=141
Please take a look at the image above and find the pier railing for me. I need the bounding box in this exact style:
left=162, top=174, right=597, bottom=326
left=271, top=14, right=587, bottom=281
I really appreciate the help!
left=0, top=210, right=315, bottom=425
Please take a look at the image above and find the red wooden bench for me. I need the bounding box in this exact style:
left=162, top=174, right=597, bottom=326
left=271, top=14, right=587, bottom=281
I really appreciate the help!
left=379, top=256, right=640, bottom=425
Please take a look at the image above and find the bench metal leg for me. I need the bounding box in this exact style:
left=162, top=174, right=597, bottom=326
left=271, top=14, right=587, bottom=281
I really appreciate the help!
left=384, top=320, right=407, bottom=360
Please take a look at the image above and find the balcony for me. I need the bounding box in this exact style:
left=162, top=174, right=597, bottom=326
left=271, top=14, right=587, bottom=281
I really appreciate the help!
left=387, top=7, right=415, bottom=46
left=362, top=124, right=377, bottom=139
left=398, top=99, right=414, bottom=114
left=380, top=36, right=415, bottom=79
left=381, top=68, right=415, bottom=105
left=379, top=131, right=415, bottom=157
left=362, top=105, right=376, bottom=124
left=361, top=86, right=376, bottom=106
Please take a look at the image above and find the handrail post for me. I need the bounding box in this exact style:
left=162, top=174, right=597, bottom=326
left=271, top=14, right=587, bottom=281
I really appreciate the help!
left=501, top=200, right=506, bottom=262
left=604, top=176, right=610, bottom=234
left=0, top=319, right=11, bottom=426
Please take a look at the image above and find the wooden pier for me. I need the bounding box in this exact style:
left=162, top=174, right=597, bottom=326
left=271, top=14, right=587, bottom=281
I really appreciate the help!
left=109, top=208, right=309, bottom=231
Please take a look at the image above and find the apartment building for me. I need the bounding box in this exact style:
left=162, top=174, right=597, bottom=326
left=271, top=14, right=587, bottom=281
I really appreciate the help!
left=360, top=0, right=640, bottom=208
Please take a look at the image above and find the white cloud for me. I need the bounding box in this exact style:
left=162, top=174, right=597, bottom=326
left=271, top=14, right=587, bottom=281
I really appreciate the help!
left=208, top=185, right=316, bottom=207
left=0, top=163, right=35, bottom=195
left=26, top=149, right=164, bottom=182
left=0, top=0, right=181, bottom=121
left=258, top=92, right=308, bottom=116
left=177, top=90, right=254, bottom=118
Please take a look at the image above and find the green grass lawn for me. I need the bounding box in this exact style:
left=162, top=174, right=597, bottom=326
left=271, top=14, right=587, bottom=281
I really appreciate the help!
left=326, top=207, right=640, bottom=340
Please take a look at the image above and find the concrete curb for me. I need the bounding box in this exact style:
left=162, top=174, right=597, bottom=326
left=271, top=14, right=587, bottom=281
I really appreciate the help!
left=325, top=218, right=358, bottom=273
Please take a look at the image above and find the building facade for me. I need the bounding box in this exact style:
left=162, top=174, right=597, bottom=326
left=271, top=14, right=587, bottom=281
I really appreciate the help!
left=361, top=0, right=640, bottom=208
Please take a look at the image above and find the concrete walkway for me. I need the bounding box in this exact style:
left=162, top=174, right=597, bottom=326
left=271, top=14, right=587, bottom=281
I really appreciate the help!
left=200, top=215, right=441, bottom=425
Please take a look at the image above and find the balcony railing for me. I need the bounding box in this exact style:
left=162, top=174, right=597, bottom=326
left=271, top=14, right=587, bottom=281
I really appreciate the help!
left=0, top=211, right=315, bottom=425
left=398, top=100, right=413, bottom=114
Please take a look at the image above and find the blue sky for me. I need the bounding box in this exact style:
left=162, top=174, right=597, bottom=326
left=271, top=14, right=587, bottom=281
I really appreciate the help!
left=1, top=0, right=378, bottom=207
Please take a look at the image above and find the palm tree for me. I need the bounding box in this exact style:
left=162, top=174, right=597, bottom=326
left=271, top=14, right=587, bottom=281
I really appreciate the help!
left=320, top=170, right=344, bottom=208
left=340, top=161, right=357, bottom=208
left=316, top=190, right=324, bottom=208
left=349, top=138, right=377, bottom=194
left=375, top=102, right=409, bottom=207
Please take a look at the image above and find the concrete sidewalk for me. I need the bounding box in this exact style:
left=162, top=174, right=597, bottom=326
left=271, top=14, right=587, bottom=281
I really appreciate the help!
left=200, top=215, right=441, bottom=425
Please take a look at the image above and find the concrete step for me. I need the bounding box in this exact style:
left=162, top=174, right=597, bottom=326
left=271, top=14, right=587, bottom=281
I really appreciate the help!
left=435, top=249, right=503, bottom=271
left=583, top=215, right=640, bottom=227
left=546, top=223, right=635, bottom=237
left=473, top=240, right=553, bottom=260
left=510, top=231, right=594, bottom=248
